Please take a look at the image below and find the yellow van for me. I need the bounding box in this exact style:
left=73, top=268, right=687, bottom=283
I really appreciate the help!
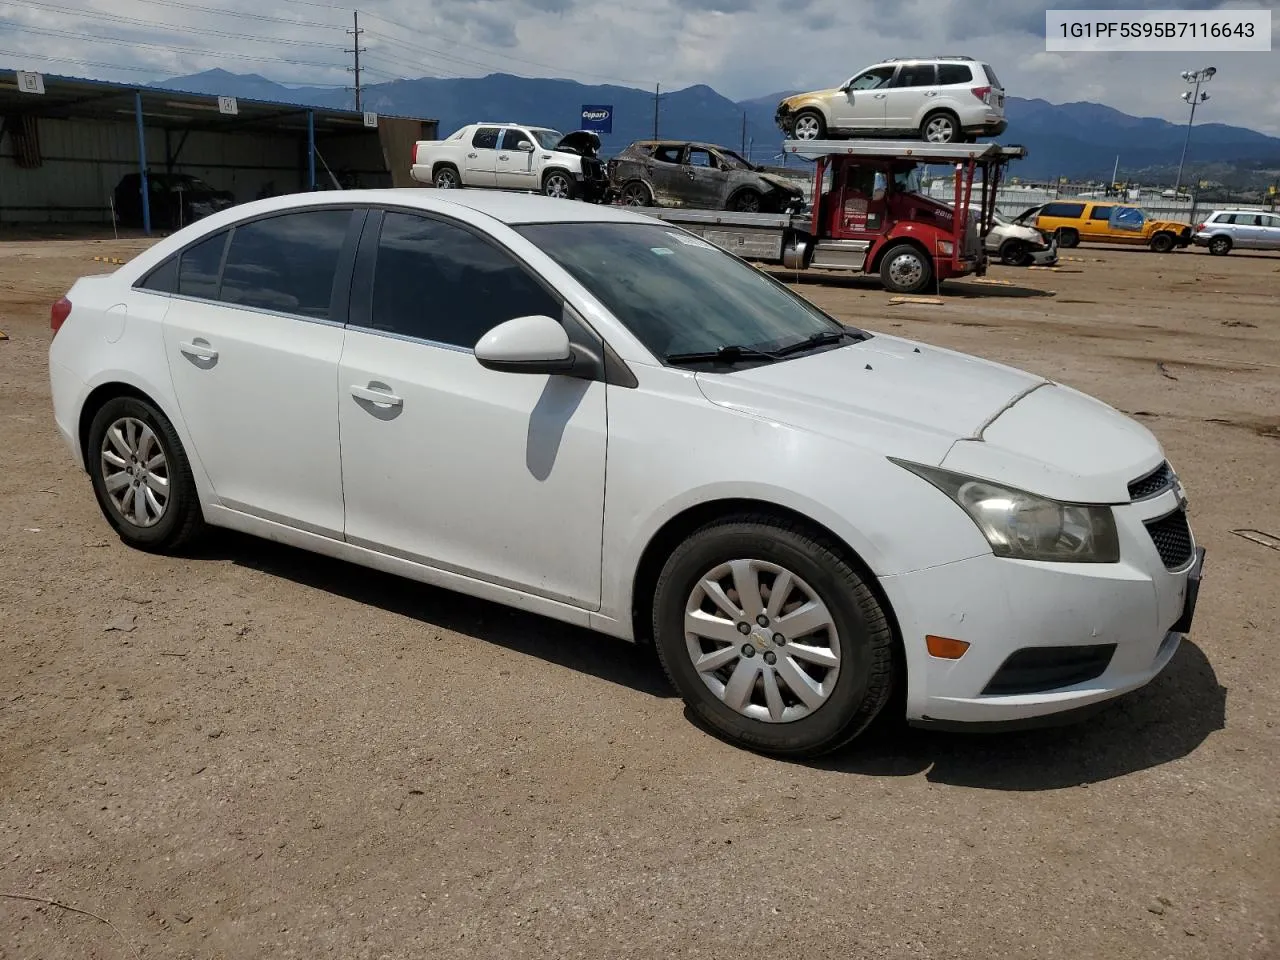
left=1031, top=200, right=1192, bottom=252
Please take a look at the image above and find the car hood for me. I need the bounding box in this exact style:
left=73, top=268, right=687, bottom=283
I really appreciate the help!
left=555, top=131, right=601, bottom=156
left=694, top=335, right=1162, bottom=502
left=756, top=172, right=804, bottom=195
left=1149, top=218, right=1191, bottom=231
left=779, top=89, right=839, bottom=110
left=694, top=335, right=1046, bottom=464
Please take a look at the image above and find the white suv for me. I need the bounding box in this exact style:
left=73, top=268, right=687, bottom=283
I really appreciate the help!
left=776, top=57, right=1008, bottom=144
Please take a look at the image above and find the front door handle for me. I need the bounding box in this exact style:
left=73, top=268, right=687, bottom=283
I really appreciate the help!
left=179, top=339, right=218, bottom=361
left=467, top=151, right=477, bottom=158
left=874, top=93, right=887, bottom=99
left=351, top=384, right=403, bottom=407
left=498, top=153, right=509, bottom=160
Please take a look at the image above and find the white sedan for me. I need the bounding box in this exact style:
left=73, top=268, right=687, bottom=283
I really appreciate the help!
left=48, top=189, right=1203, bottom=756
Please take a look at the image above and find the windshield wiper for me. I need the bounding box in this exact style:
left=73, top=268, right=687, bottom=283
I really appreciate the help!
left=769, top=329, right=856, bottom=357
left=665, top=344, right=780, bottom=366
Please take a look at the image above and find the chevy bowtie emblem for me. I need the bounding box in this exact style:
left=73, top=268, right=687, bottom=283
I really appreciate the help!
left=1172, top=476, right=1189, bottom=510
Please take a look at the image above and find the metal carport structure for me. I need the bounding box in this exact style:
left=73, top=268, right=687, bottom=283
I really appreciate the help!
left=0, top=70, right=437, bottom=233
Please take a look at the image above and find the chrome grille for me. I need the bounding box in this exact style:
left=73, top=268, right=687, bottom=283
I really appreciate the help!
left=1128, top=461, right=1174, bottom=501
left=1144, top=508, right=1194, bottom=570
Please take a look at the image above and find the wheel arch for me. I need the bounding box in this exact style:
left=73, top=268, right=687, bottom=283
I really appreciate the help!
left=921, top=107, right=961, bottom=137
left=78, top=381, right=167, bottom=473
left=628, top=497, right=902, bottom=658
left=430, top=160, right=460, bottom=181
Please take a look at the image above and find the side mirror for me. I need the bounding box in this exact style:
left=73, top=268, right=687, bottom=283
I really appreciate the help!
left=474, top=315, right=576, bottom=375
left=517, top=140, right=535, bottom=152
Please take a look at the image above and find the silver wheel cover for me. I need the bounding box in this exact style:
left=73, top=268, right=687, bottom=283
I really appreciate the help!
left=101, top=416, right=170, bottom=528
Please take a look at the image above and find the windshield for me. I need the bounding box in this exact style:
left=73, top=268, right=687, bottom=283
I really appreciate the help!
left=717, top=149, right=755, bottom=171
left=530, top=128, right=563, bottom=149
left=515, top=222, right=856, bottom=363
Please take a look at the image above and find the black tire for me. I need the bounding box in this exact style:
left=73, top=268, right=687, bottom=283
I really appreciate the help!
left=791, top=109, right=826, bottom=141
left=878, top=242, right=933, bottom=294
left=1056, top=227, right=1079, bottom=249
left=86, top=395, right=204, bottom=553
left=1149, top=232, right=1175, bottom=253
left=542, top=170, right=578, bottom=200
left=432, top=165, right=461, bottom=189
left=620, top=181, right=653, bottom=206
left=728, top=189, right=763, bottom=213
left=921, top=111, right=960, bottom=144
left=1208, top=235, right=1232, bottom=256
left=651, top=515, right=896, bottom=757
left=998, top=238, right=1028, bottom=266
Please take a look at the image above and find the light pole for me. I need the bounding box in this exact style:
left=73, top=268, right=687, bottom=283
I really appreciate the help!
left=1173, top=66, right=1215, bottom=197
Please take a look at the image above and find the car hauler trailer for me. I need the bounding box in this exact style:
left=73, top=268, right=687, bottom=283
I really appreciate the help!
left=650, top=139, right=1028, bottom=294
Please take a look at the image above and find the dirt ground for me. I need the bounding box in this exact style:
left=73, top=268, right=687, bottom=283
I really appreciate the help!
left=1, top=235, right=1277, bottom=960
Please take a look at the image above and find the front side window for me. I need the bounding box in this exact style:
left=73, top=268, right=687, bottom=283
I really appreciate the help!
left=499, top=129, right=530, bottom=150
left=687, top=149, right=714, bottom=168
left=529, top=128, right=562, bottom=149
left=847, top=67, right=894, bottom=90
left=517, top=222, right=855, bottom=361
left=366, top=211, right=561, bottom=350
left=217, top=209, right=351, bottom=319
left=1111, top=206, right=1145, bottom=231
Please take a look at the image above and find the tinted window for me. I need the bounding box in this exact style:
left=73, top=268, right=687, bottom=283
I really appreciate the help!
left=471, top=127, right=500, bottom=149
left=894, top=63, right=936, bottom=87
left=1087, top=206, right=1114, bottom=220
left=982, top=64, right=1002, bottom=87
left=217, top=209, right=351, bottom=319
left=138, top=256, right=178, bottom=294
left=499, top=129, right=529, bottom=150
left=848, top=67, right=894, bottom=90
left=1040, top=202, right=1085, bottom=219
left=938, top=64, right=973, bottom=85
left=177, top=230, right=229, bottom=299
left=368, top=211, right=561, bottom=350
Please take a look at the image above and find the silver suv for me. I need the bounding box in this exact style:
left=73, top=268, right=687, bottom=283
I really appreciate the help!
left=776, top=56, right=1008, bottom=144
left=1193, top=209, right=1280, bottom=255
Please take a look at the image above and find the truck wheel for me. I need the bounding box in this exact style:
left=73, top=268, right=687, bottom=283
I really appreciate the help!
left=433, top=165, right=461, bottom=189
left=791, top=110, right=826, bottom=140
left=543, top=170, right=577, bottom=200
left=728, top=189, right=762, bottom=213
left=1208, top=235, right=1232, bottom=256
left=879, top=243, right=933, bottom=294
left=1056, top=227, right=1079, bottom=248
left=621, top=181, right=653, bottom=206
left=1149, top=232, right=1176, bottom=253
left=921, top=111, right=959, bottom=144
left=998, top=238, right=1028, bottom=266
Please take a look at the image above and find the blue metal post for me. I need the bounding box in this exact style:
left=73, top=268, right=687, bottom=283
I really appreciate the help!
left=134, top=91, right=151, bottom=235
left=307, top=110, right=316, bottom=191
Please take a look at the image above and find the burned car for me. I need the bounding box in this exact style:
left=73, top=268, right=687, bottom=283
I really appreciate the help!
left=606, top=140, right=805, bottom=213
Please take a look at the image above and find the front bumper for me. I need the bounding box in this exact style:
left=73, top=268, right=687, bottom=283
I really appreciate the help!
left=879, top=498, right=1203, bottom=727
left=1028, top=235, right=1059, bottom=265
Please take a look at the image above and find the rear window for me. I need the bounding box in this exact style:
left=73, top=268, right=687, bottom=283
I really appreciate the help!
left=982, top=64, right=1002, bottom=88
left=1040, top=202, right=1085, bottom=219
left=938, top=64, right=974, bottom=85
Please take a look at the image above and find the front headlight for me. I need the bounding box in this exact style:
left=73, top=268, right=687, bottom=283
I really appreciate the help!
left=937, top=240, right=954, bottom=256
left=892, top=460, right=1120, bottom=563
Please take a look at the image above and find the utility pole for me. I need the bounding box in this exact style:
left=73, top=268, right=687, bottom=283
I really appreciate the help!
left=1174, top=66, right=1216, bottom=197
left=346, top=11, right=366, bottom=112
left=741, top=112, right=747, bottom=154
left=653, top=82, right=660, bottom=139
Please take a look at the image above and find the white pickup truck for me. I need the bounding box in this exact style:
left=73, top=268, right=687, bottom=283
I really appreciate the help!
left=410, top=123, right=610, bottom=201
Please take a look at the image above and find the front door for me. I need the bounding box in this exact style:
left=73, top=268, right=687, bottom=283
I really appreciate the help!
left=464, top=126, right=500, bottom=187
left=337, top=208, right=607, bottom=608
left=161, top=207, right=357, bottom=536
left=683, top=147, right=729, bottom=208
left=830, top=164, right=888, bottom=239
left=882, top=62, right=937, bottom=131
left=830, top=66, right=894, bottom=131
left=495, top=128, right=537, bottom=190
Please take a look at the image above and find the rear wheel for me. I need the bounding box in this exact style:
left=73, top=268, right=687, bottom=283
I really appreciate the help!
left=879, top=243, right=933, bottom=294
left=620, top=181, right=653, bottom=206
left=651, top=516, right=896, bottom=757
left=543, top=170, right=577, bottom=199
left=432, top=165, right=461, bottom=189
left=86, top=396, right=204, bottom=553
left=1056, top=227, right=1079, bottom=249
left=1208, top=235, right=1232, bottom=256
left=791, top=110, right=826, bottom=141
left=1149, top=232, right=1176, bottom=253
left=921, top=111, right=959, bottom=144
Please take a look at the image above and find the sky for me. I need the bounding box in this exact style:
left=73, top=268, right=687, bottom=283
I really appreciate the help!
left=2, top=0, right=1278, bottom=134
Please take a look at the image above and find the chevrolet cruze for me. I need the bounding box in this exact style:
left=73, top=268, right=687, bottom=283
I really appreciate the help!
left=47, top=189, right=1204, bottom=757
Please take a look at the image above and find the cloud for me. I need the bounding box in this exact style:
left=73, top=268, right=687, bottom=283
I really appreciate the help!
left=0, top=0, right=1276, bottom=134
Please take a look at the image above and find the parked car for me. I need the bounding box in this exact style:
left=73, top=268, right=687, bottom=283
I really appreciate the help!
left=113, top=173, right=235, bottom=230
left=1192, top=209, right=1280, bottom=255
left=48, top=189, right=1203, bottom=757
left=1031, top=200, right=1191, bottom=252
left=607, top=140, right=805, bottom=213
left=776, top=57, right=1008, bottom=144
left=409, top=123, right=609, bottom=201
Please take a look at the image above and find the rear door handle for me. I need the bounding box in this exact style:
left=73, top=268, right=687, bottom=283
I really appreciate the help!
left=179, top=339, right=218, bottom=361
left=350, top=384, right=403, bottom=407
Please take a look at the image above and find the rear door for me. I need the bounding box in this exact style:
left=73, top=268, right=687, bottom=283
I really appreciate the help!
left=160, top=206, right=360, bottom=536
left=1081, top=204, right=1115, bottom=241
left=647, top=144, right=688, bottom=206
left=464, top=126, right=500, bottom=186
left=883, top=62, right=937, bottom=131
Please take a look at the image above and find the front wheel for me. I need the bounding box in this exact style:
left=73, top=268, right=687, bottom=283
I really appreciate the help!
left=542, top=170, right=577, bottom=200
left=879, top=243, right=933, bottom=294
left=791, top=110, right=826, bottom=141
left=651, top=516, right=896, bottom=757
left=999, top=238, right=1028, bottom=266
left=86, top=395, right=205, bottom=553
left=728, top=189, right=762, bottom=213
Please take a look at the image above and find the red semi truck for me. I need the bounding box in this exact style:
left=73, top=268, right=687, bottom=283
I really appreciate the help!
left=653, top=139, right=1028, bottom=294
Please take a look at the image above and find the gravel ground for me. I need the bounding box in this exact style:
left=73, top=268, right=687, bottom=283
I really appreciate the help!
left=1, top=236, right=1277, bottom=960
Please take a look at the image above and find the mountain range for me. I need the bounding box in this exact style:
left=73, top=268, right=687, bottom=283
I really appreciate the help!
left=158, top=68, right=1280, bottom=186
